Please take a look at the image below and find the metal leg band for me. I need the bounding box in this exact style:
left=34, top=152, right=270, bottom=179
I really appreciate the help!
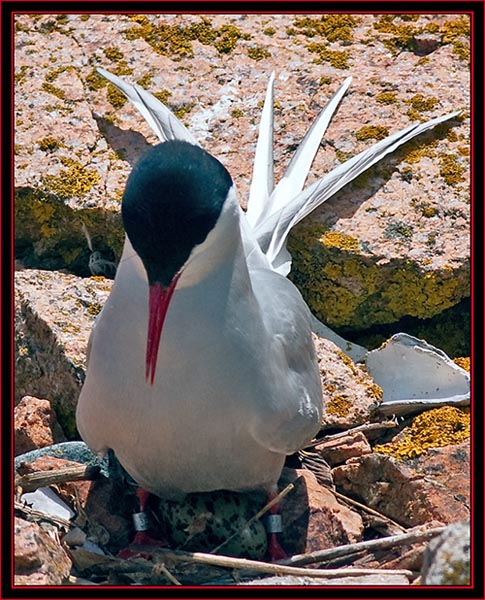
left=133, top=511, right=149, bottom=532
left=266, top=514, right=283, bottom=534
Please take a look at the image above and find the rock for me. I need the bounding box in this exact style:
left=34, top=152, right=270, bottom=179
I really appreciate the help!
left=314, top=335, right=382, bottom=428
left=241, top=573, right=411, bottom=585
left=411, top=33, right=441, bottom=56
left=279, top=468, right=363, bottom=555
left=421, top=521, right=470, bottom=585
left=313, top=431, right=372, bottom=466
left=14, top=269, right=112, bottom=437
left=16, top=455, right=132, bottom=553
left=14, top=517, right=72, bottom=585
left=14, top=14, right=469, bottom=343
left=332, top=446, right=469, bottom=527
left=14, top=396, right=67, bottom=455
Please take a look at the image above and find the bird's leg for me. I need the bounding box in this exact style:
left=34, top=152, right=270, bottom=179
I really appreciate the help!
left=118, top=488, right=166, bottom=559
left=265, top=485, right=287, bottom=561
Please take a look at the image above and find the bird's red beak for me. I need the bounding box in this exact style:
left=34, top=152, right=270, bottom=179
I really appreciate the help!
left=146, top=272, right=181, bottom=385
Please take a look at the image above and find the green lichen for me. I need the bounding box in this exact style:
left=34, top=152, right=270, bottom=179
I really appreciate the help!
left=306, top=44, right=351, bottom=69
left=373, top=406, right=470, bottom=460
left=263, top=26, right=276, bottom=36
left=355, top=125, right=389, bottom=141
left=231, top=108, right=244, bottom=118
left=384, top=221, right=414, bottom=241
left=247, top=46, right=271, bottom=61
left=43, top=158, right=100, bottom=199
left=172, top=103, right=195, bottom=119
left=439, top=154, right=466, bottom=185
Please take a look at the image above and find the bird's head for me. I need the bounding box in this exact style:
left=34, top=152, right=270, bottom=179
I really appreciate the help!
left=121, top=140, right=233, bottom=384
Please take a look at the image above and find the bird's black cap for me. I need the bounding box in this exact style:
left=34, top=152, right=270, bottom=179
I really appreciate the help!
left=122, top=140, right=233, bottom=286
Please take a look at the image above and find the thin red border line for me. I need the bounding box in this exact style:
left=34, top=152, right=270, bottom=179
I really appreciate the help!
left=10, top=9, right=475, bottom=593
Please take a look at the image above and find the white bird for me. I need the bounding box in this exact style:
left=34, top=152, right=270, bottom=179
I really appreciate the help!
left=76, top=68, right=458, bottom=553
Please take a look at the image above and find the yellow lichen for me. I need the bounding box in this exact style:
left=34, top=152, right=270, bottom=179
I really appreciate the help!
left=123, top=16, right=249, bottom=58
left=43, top=159, right=100, bottom=199
left=288, top=221, right=469, bottom=329
left=153, top=89, right=172, bottom=105
left=85, top=68, right=106, bottom=91
left=373, top=15, right=420, bottom=54
left=41, top=82, right=66, bottom=100
left=373, top=406, right=470, bottom=460
left=355, top=125, right=389, bottom=141
left=289, top=15, right=360, bottom=42
left=103, top=46, right=124, bottom=61
left=453, top=357, right=470, bottom=372
left=38, top=136, right=62, bottom=152
left=325, top=395, right=352, bottom=417
left=375, top=91, right=398, bottom=104
left=320, top=231, right=360, bottom=253
left=107, top=83, right=128, bottom=108
left=439, top=154, right=466, bottom=185
left=247, top=46, right=271, bottom=61
left=87, top=303, right=103, bottom=316
left=173, top=103, right=195, bottom=119
left=405, top=94, right=440, bottom=121
left=306, top=44, right=351, bottom=69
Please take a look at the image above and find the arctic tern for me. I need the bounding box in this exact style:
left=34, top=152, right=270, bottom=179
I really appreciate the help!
left=76, top=68, right=458, bottom=553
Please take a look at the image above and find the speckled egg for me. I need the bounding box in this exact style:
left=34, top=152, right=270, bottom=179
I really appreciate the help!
left=157, top=490, right=268, bottom=559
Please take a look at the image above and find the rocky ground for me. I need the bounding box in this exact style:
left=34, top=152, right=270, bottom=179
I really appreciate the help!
left=14, top=11, right=471, bottom=589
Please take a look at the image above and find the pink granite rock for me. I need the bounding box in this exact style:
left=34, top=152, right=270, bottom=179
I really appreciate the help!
left=14, top=14, right=470, bottom=332
left=14, top=395, right=67, bottom=455
left=14, top=517, right=72, bottom=585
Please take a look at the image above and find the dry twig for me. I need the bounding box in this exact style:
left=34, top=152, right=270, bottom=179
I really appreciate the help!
left=280, top=525, right=446, bottom=567
left=138, top=546, right=413, bottom=580
left=15, top=465, right=100, bottom=493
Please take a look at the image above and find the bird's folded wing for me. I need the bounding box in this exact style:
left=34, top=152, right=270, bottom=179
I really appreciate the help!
left=246, top=76, right=352, bottom=230
left=96, top=68, right=199, bottom=146
left=255, top=110, right=460, bottom=272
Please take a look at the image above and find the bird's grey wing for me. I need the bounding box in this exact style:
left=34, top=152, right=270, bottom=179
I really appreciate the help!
left=247, top=269, right=322, bottom=455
